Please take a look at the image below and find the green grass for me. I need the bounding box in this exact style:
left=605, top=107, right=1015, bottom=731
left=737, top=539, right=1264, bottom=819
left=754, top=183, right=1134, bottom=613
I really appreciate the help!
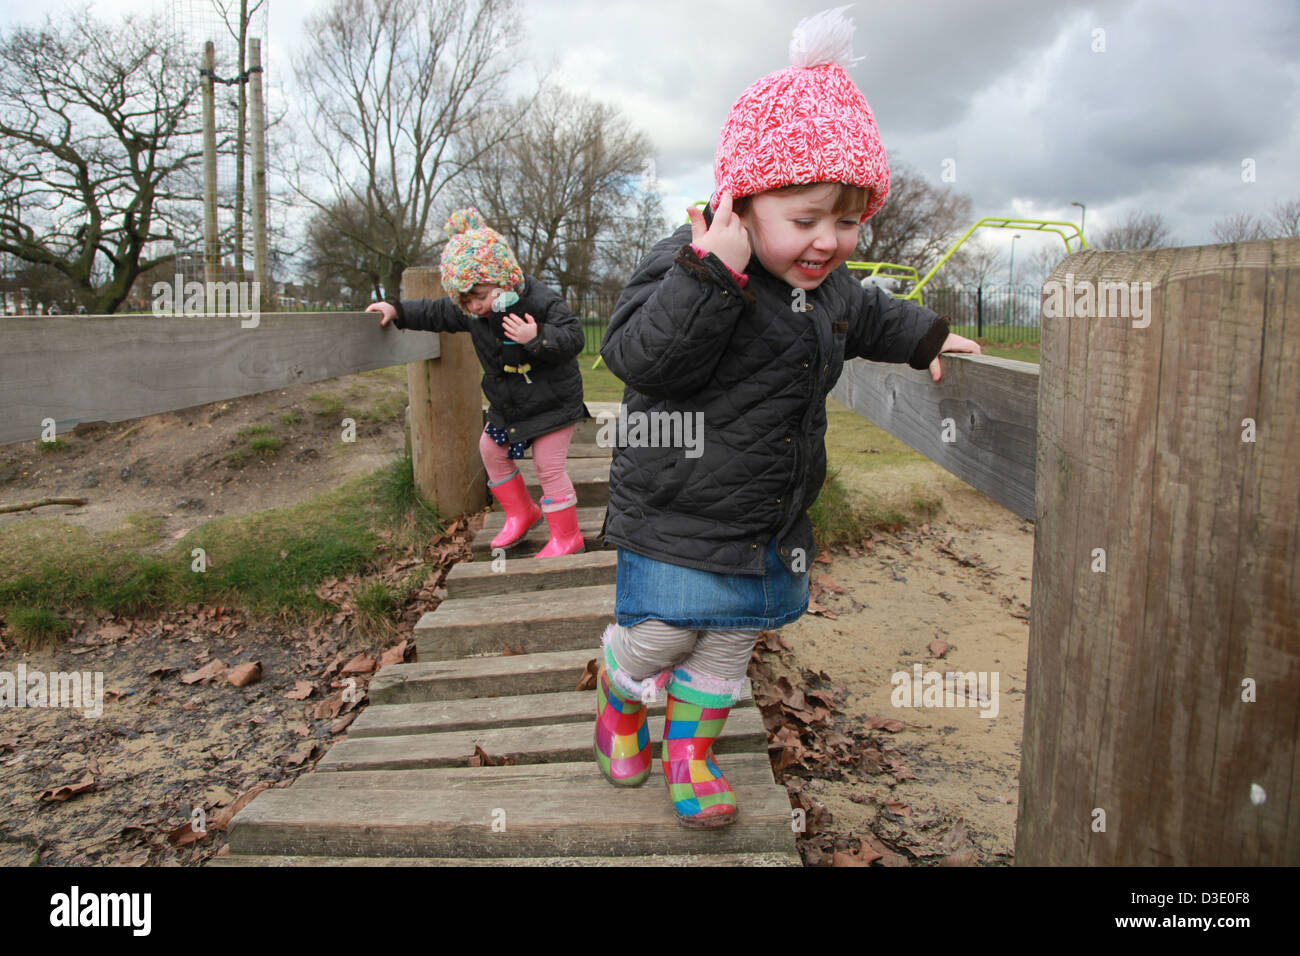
left=5, top=607, right=72, bottom=649
left=248, top=435, right=282, bottom=457
left=237, top=424, right=274, bottom=437
left=36, top=436, right=70, bottom=453
left=279, top=411, right=304, bottom=426
left=809, top=469, right=943, bottom=548
left=0, top=456, right=445, bottom=633
left=307, top=392, right=346, bottom=418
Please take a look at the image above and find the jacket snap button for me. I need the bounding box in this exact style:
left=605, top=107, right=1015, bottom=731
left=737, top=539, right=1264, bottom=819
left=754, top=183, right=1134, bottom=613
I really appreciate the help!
left=509, top=427, right=517, bottom=433
left=777, top=498, right=783, bottom=504
left=751, top=543, right=758, bottom=550
left=785, top=436, right=792, bottom=443
left=801, top=361, right=809, bottom=369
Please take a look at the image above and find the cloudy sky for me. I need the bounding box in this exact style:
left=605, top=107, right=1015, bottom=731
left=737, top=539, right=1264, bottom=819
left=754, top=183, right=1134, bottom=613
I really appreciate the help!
left=3, top=0, right=1297, bottom=269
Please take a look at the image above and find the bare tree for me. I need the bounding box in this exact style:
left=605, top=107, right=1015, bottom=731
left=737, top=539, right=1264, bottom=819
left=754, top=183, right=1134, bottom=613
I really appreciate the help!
left=1212, top=212, right=1270, bottom=243
left=856, top=164, right=973, bottom=276
left=291, top=0, right=523, bottom=298
left=451, top=87, right=658, bottom=299
left=304, top=197, right=389, bottom=306
left=0, top=12, right=205, bottom=312
left=943, top=242, right=1002, bottom=289
left=1094, top=211, right=1174, bottom=250
left=1268, top=198, right=1300, bottom=238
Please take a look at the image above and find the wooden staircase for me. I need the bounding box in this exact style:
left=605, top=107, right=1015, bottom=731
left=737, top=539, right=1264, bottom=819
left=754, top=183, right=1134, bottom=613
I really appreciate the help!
left=216, top=405, right=801, bottom=866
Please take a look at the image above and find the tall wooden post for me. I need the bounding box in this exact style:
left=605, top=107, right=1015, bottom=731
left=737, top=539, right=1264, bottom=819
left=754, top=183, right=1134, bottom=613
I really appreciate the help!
left=248, top=38, right=270, bottom=313
left=1018, top=239, right=1300, bottom=864
left=201, top=41, right=219, bottom=286
left=402, top=267, right=487, bottom=517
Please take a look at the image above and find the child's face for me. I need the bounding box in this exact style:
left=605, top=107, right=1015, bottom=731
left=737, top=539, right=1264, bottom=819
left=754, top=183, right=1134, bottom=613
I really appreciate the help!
left=462, top=284, right=506, bottom=316
left=745, top=185, right=864, bottom=291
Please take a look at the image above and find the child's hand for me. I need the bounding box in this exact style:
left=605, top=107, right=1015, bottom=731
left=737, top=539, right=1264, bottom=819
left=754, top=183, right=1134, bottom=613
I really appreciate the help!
left=687, top=191, right=751, bottom=275
left=502, top=312, right=538, bottom=344
left=928, top=333, right=982, bottom=382
left=366, top=301, right=397, bottom=327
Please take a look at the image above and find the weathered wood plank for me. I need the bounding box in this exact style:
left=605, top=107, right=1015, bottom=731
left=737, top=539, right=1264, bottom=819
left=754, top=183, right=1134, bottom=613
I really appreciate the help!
left=292, top=754, right=776, bottom=790
left=210, top=850, right=803, bottom=867
left=413, top=583, right=614, bottom=659
left=445, top=550, right=618, bottom=600
left=350, top=683, right=754, bottom=737
left=472, top=506, right=610, bottom=558
left=829, top=353, right=1038, bottom=519
left=316, top=706, right=768, bottom=772
left=226, top=779, right=797, bottom=858
left=1018, top=239, right=1300, bottom=865
left=0, top=313, right=438, bottom=446
left=368, top=649, right=596, bottom=705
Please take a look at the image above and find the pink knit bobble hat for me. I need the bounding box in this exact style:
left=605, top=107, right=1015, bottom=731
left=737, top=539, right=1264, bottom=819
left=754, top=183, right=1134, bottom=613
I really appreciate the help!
left=439, top=207, right=525, bottom=300
left=712, top=4, right=889, bottom=221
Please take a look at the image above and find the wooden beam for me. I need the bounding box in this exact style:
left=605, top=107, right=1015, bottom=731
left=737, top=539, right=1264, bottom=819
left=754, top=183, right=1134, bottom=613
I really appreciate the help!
left=828, top=353, right=1039, bottom=519
left=402, top=267, right=487, bottom=517
left=1018, top=238, right=1300, bottom=865
left=0, top=313, right=439, bottom=446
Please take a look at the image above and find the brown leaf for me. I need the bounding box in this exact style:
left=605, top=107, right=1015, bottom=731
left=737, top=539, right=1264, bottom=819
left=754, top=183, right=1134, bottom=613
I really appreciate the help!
left=284, top=742, right=317, bottom=766
left=884, top=800, right=912, bottom=816
left=340, top=652, right=376, bottom=676
left=500, top=645, right=525, bottom=656
left=806, top=688, right=835, bottom=708
left=814, top=551, right=832, bottom=565
left=147, top=666, right=179, bottom=680
left=287, top=720, right=310, bottom=736
left=180, top=658, right=227, bottom=685
left=36, top=775, right=95, bottom=803
left=378, top=640, right=409, bottom=669
left=928, top=638, right=951, bottom=659
left=167, top=819, right=208, bottom=847
left=313, top=690, right=345, bottom=721
left=806, top=599, right=838, bottom=620
left=575, top=658, right=598, bottom=692
left=211, top=784, right=271, bottom=830
left=330, top=713, right=357, bottom=734
left=866, top=716, right=906, bottom=733
left=833, top=837, right=883, bottom=867
left=226, top=661, right=262, bottom=687
left=814, top=575, right=846, bottom=595
left=284, top=680, right=315, bottom=700
left=940, top=849, right=978, bottom=866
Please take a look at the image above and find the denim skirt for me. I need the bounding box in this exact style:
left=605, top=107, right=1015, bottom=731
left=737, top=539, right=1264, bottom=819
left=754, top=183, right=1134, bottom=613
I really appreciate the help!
left=614, top=540, right=810, bottom=630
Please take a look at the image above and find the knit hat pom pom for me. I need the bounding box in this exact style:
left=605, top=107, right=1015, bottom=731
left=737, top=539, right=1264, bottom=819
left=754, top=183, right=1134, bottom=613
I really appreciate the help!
left=444, top=207, right=489, bottom=237
left=789, top=4, right=863, bottom=70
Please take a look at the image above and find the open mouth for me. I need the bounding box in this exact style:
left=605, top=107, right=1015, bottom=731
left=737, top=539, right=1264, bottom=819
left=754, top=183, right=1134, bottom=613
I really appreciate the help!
left=795, top=259, right=829, bottom=277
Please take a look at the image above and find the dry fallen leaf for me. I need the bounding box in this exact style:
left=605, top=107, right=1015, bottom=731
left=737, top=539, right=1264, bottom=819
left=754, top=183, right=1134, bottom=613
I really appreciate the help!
left=227, top=661, right=262, bottom=687
left=866, top=716, right=906, bottom=733
left=284, top=680, right=315, bottom=700
left=36, top=775, right=96, bottom=803
left=340, top=653, right=376, bottom=676
left=378, top=640, right=409, bottom=669
left=180, top=659, right=227, bottom=685
left=313, top=691, right=345, bottom=721
left=928, top=638, right=951, bottom=659
left=284, top=742, right=317, bottom=767
left=212, top=784, right=271, bottom=830
left=575, top=659, right=598, bottom=692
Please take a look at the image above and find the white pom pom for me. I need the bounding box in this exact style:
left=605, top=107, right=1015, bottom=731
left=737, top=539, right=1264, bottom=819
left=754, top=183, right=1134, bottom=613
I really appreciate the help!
left=789, top=4, right=863, bottom=69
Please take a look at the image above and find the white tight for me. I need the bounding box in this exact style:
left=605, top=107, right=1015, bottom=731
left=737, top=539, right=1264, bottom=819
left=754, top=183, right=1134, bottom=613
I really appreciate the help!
left=606, top=619, right=759, bottom=683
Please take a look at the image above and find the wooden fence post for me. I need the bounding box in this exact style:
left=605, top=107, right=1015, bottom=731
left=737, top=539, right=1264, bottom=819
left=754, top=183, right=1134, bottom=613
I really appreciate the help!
left=1018, top=238, right=1299, bottom=864
left=401, top=267, right=487, bottom=518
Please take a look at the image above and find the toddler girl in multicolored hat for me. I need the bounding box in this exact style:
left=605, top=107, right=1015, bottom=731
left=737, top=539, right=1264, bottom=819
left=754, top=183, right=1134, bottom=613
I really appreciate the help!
left=595, top=5, right=980, bottom=827
left=368, top=208, right=590, bottom=558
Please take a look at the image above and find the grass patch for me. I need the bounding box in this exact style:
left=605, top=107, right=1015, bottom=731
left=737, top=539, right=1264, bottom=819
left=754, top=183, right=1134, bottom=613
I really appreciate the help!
left=248, top=435, right=282, bottom=457
left=102, top=512, right=166, bottom=549
left=809, top=470, right=943, bottom=548
left=579, top=361, right=628, bottom=403
left=279, top=411, right=303, bottom=426
left=359, top=393, right=405, bottom=424
left=224, top=449, right=249, bottom=465
left=237, top=424, right=275, bottom=438
left=0, top=458, right=446, bottom=623
left=36, top=437, right=70, bottom=453
left=5, top=607, right=71, bottom=649
left=353, top=580, right=401, bottom=640
left=307, top=392, right=345, bottom=418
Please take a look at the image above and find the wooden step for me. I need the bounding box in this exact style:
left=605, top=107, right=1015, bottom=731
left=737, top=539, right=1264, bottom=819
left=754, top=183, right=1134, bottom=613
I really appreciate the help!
left=413, top=584, right=613, bottom=659
left=211, top=850, right=802, bottom=867
left=445, top=550, right=618, bottom=600
left=349, top=683, right=754, bottom=737
left=315, top=706, right=769, bottom=772
left=483, top=403, right=622, bottom=446
left=511, top=457, right=610, bottom=506
left=369, top=649, right=596, bottom=705
left=293, top=754, right=774, bottom=789
left=472, top=506, right=608, bottom=558
left=227, top=778, right=796, bottom=858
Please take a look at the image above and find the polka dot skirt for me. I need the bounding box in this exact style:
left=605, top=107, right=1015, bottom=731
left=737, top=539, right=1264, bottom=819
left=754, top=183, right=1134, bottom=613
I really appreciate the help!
left=485, top=423, right=533, bottom=460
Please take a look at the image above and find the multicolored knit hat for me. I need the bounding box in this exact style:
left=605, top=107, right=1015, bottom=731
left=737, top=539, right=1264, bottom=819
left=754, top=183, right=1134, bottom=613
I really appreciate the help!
left=712, top=5, right=889, bottom=221
left=439, top=207, right=525, bottom=299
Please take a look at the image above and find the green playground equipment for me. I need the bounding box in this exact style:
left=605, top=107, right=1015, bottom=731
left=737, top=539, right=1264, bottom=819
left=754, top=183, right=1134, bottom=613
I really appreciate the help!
left=848, top=217, right=1089, bottom=306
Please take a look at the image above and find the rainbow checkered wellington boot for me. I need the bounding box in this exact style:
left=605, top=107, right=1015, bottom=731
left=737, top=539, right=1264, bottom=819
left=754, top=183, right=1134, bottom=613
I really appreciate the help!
left=662, top=668, right=746, bottom=828
left=594, top=641, right=666, bottom=787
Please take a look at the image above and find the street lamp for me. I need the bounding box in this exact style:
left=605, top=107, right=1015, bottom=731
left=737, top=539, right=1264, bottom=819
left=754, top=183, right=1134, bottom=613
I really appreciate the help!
left=1071, top=201, right=1086, bottom=240
left=1006, top=234, right=1021, bottom=325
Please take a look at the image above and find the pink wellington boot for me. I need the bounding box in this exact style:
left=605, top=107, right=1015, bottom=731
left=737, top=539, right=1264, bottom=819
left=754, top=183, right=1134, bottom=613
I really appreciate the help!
left=533, top=496, right=585, bottom=558
left=487, top=470, right=542, bottom=550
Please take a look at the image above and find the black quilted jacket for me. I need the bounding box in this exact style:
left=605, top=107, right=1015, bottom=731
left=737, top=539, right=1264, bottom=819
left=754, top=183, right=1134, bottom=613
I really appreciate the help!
left=390, top=274, right=589, bottom=442
left=599, top=217, right=949, bottom=576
